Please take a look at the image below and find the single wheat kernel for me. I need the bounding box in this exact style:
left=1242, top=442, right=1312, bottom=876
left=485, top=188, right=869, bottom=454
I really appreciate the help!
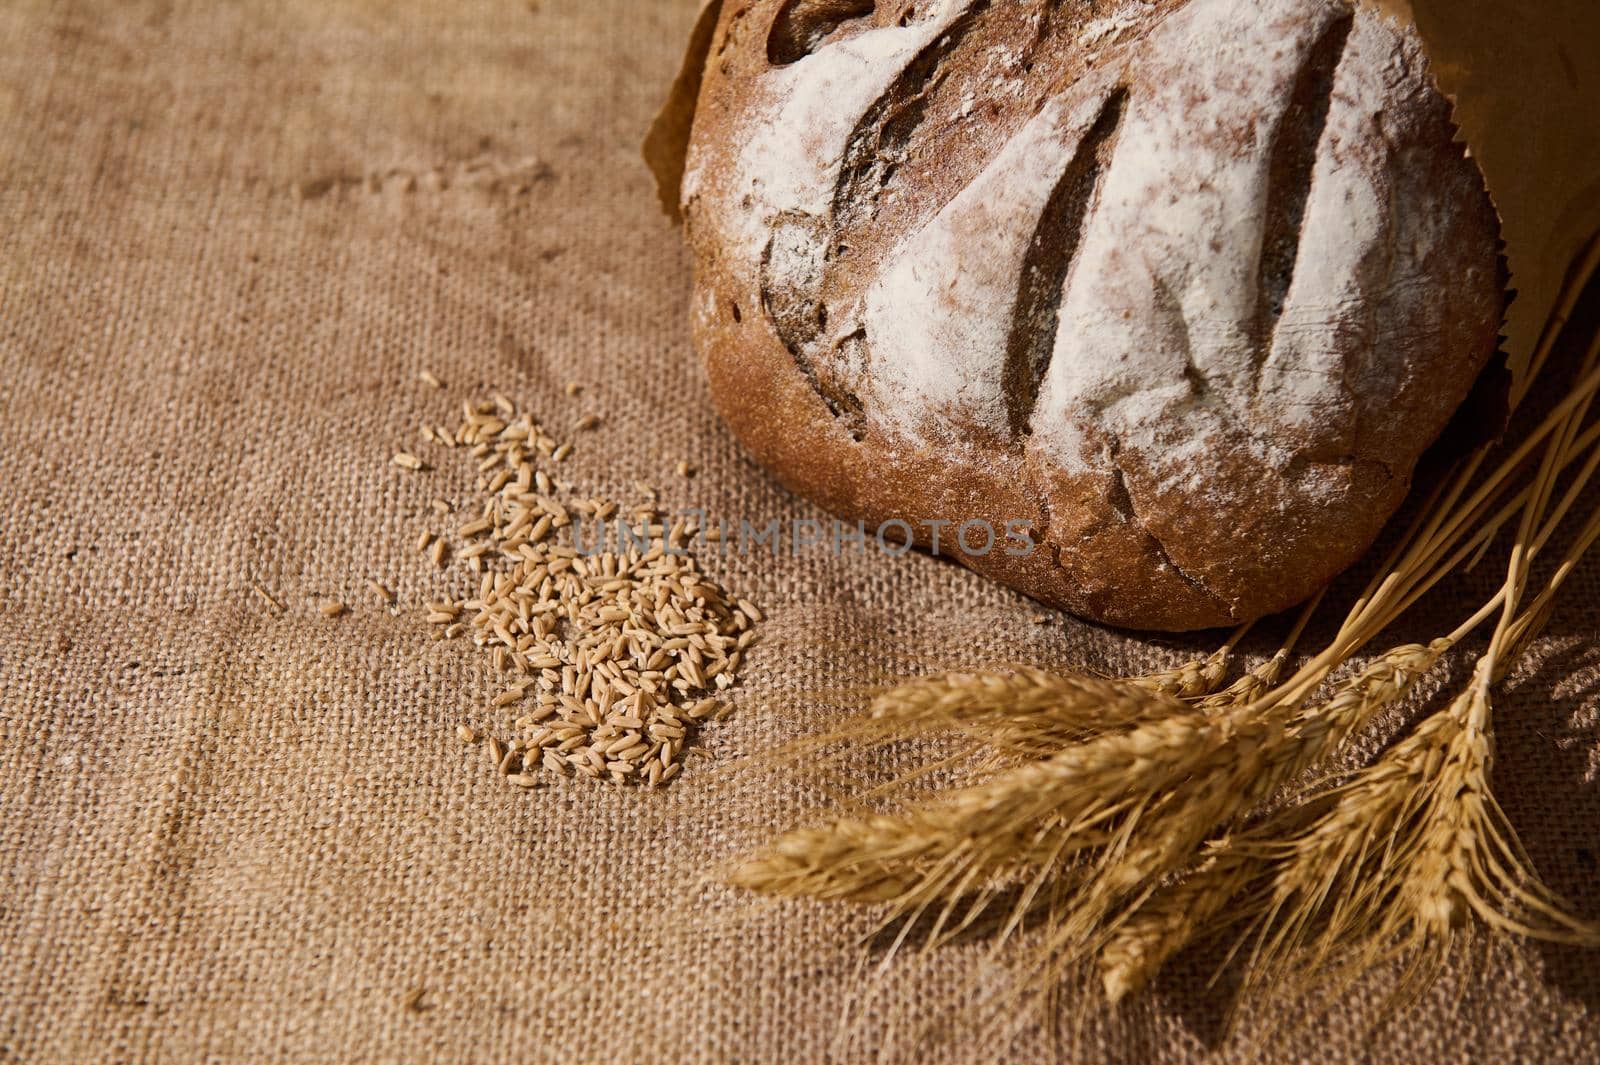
left=457, top=724, right=478, bottom=744
left=419, top=370, right=444, bottom=389
left=367, top=579, right=394, bottom=604
left=393, top=452, right=425, bottom=471
left=492, top=686, right=529, bottom=708
left=497, top=745, right=519, bottom=775
left=320, top=601, right=346, bottom=618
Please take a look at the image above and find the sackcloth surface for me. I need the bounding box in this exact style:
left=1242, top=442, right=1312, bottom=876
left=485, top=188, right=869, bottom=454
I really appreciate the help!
left=1, top=2, right=1597, bottom=1061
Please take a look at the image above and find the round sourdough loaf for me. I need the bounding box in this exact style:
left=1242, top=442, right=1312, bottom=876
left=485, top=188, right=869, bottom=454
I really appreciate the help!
left=679, top=0, right=1505, bottom=630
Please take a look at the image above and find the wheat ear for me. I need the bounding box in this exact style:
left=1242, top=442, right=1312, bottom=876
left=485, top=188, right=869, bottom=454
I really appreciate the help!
left=869, top=669, right=1201, bottom=756
left=728, top=691, right=1212, bottom=906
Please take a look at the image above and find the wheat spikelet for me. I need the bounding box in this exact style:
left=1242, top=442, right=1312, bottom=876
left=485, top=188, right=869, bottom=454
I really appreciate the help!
left=1096, top=437, right=1600, bottom=1010
left=1239, top=708, right=1464, bottom=993
left=1090, top=649, right=1309, bottom=1001
left=732, top=642, right=1441, bottom=909
left=717, top=669, right=1194, bottom=801
left=1126, top=647, right=1231, bottom=699
left=1199, top=650, right=1289, bottom=712
left=970, top=638, right=1455, bottom=1021
left=1390, top=685, right=1597, bottom=943
left=1097, top=689, right=1463, bottom=1009
left=727, top=639, right=1454, bottom=1048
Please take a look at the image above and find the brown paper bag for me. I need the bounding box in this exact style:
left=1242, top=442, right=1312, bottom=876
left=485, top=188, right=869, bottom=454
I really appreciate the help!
left=642, top=0, right=724, bottom=222
left=1390, top=0, right=1600, bottom=376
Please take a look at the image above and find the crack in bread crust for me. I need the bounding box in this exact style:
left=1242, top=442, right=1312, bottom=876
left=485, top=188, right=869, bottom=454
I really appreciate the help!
left=1004, top=88, right=1127, bottom=438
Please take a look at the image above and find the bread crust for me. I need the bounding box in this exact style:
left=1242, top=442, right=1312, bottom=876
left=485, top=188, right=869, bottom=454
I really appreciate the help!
left=681, top=0, right=1504, bottom=630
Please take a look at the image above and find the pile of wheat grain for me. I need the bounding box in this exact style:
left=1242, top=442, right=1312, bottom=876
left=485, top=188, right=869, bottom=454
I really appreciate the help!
left=396, top=384, right=758, bottom=788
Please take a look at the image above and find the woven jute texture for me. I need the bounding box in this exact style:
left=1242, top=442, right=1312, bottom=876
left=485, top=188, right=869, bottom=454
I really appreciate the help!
left=2, top=2, right=1597, bottom=1062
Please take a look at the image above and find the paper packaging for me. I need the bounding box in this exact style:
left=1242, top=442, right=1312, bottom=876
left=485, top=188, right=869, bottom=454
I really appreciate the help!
left=646, top=0, right=1600, bottom=383
left=642, top=0, right=725, bottom=222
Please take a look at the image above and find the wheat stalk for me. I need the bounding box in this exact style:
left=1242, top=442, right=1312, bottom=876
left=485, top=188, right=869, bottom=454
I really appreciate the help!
left=1100, top=486, right=1600, bottom=1013
left=731, top=642, right=1443, bottom=958
left=729, top=241, right=1600, bottom=1030
left=1098, top=253, right=1600, bottom=1007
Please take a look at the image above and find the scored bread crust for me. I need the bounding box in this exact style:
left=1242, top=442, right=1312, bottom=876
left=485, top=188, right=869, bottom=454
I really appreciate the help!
left=680, top=0, right=1505, bottom=630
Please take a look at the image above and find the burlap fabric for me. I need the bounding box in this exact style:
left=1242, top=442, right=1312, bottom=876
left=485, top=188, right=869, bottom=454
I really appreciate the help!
left=2, top=2, right=1596, bottom=1061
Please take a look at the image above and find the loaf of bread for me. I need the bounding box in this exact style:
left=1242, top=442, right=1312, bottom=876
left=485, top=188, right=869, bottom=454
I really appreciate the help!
left=679, top=0, right=1504, bottom=630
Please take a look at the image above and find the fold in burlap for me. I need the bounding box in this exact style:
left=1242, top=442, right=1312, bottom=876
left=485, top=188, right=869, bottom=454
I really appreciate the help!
left=1, top=2, right=1596, bottom=1062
